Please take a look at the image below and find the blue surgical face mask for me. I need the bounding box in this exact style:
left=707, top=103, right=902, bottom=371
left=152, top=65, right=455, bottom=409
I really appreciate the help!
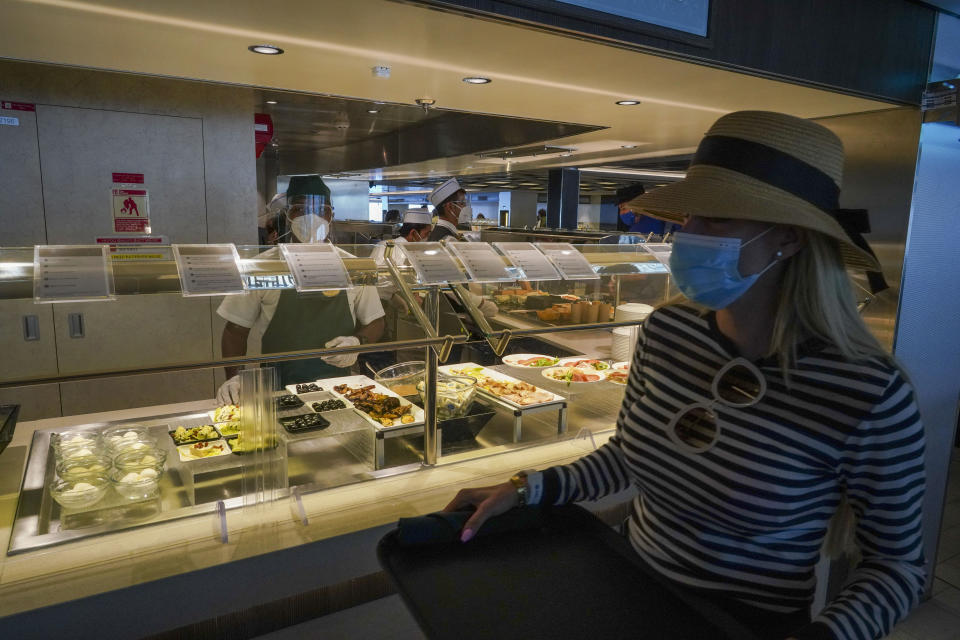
left=668, top=228, right=777, bottom=309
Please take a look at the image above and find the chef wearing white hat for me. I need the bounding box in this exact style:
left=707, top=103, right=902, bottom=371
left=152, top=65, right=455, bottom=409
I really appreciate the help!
left=372, top=208, right=434, bottom=267
left=427, top=178, right=471, bottom=241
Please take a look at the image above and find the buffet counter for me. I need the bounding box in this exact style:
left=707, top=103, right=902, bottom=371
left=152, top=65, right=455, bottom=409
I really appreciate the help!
left=0, top=399, right=614, bottom=617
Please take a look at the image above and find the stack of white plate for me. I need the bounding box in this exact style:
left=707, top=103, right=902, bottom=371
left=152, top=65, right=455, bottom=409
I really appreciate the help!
left=611, top=326, right=640, bottom=362
left=615, top=303, right=654, bottom=322
left=611, top=304, right=651, bottom=361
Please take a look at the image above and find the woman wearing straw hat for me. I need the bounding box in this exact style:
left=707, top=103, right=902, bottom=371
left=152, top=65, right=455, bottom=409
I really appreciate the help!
left=445, top=112, right=925, bottom=640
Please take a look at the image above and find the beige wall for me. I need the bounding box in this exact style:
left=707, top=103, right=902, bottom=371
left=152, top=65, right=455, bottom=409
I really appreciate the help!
left=0, top=60, right=257, bottom=419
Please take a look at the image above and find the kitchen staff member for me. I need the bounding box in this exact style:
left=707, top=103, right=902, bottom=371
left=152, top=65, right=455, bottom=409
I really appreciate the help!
left=616, top=183, right=666, bottom=234
left=217, top=175, right=385, bottom=402
left=371, top=208, right=433, bottom=267
left=445, top=112, right=923, bottom=640
left=428, top=178, right=471, bottom=241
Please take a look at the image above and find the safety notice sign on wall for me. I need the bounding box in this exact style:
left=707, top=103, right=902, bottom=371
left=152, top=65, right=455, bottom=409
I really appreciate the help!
left=110, top=172, right=151, bottom=234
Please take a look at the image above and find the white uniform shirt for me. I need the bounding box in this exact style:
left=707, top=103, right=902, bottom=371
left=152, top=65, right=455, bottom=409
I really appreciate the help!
left=217, top=246, right=385, bottom=330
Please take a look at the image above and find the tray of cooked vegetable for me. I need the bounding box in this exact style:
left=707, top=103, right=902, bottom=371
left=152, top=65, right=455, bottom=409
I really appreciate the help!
left=323, top=375, right=424, bottom=429
left=438, top=363, right=565, bottom=409
left=169, top=424, right=221, bottom=445
left=210, top=404, right=240, bottom=424
left=227, top=432, right=280, bottom=455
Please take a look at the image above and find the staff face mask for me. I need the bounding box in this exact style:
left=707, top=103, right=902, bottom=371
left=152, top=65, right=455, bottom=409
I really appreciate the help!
left=290, top=213, right=328, bottom=243
left=454, top=202, right=473, bottom=224
left=668, top=227, right=777, bottom=309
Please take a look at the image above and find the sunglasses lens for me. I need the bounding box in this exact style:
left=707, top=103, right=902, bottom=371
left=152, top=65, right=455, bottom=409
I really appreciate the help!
left=717, top=364, right=763, bottom=405
left=673, top=406, right=718, bottom=452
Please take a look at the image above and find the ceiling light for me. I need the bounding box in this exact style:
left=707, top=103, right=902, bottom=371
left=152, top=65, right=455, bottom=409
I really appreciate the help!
left=579, top=167, right=687, bottom=180
left=463, top=77, right=492, bottom=84
left=615, top=100, right=641, bottom=106
left=248, top=44, right=284, bottom=55
left=621, top=144, right=637, bottom=149
left=265, top=100, right=278, bottom=105
left=367, top=109, right=379, bottom=114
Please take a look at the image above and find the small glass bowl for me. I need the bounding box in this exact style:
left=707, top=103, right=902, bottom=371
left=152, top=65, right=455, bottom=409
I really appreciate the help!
left=50, top=475, right=109, bottom=509
left=102, top=425, right=152, bottom=450
left=419, top=374, right=477, bottom=420
left=56, top=455, right=112, bottom=482
left=374, top=361, right=425, bottom=397
left=110, top=468, right=161, bottom=501
left=113, top=447, right=167, bottom=473
left=53, top=432, right=103, bottom=462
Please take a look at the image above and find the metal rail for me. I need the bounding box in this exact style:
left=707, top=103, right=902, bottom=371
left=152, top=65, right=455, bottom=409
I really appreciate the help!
left=0, top=334, right=468, bottom=389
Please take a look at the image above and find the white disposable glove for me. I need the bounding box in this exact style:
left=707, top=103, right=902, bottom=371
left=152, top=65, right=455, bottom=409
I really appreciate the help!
left=216, top=375, right=241, bottom=405
left=321, top=335, right=360, bottom=369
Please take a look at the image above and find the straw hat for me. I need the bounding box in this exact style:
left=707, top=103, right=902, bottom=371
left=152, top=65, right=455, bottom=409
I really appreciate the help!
left=626, top=111, right=880, bottom=272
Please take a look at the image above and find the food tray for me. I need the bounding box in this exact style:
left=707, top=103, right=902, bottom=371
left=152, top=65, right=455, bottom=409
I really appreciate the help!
left=280, top=412, right=332, bottom=434
left=286, top=382, right=324, bottom=395
left=226, top=435, right=281, bottom=455
left=176, top=439, right=230, bottom=462
left=209, top=404, right=240, bottom=424
left=168, top=425, right=220, bottom=446
left=275, top=394, right=305, bottom=411
left=438, top=363, right=565, bottom=409
left=215, top=422, right=240, bottom=438
left=322, top=374, right=425, bottom=430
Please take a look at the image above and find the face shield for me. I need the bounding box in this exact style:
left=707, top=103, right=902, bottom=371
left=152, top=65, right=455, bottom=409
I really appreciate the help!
left=279, top=194, right=334, bottom=243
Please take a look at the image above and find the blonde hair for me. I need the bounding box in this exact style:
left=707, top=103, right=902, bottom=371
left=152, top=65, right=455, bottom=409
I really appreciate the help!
left=772, top=230, right=894, bottom=561
left=770, top=230, right=891, bottom=372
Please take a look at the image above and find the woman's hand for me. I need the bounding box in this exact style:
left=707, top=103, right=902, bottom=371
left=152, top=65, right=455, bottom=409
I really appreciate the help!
left=443, top=482, right=520, bottom=542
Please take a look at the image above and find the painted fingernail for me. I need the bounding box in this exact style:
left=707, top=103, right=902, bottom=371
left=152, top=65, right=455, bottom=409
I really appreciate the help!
left=460, top=528, right=474, bottom=543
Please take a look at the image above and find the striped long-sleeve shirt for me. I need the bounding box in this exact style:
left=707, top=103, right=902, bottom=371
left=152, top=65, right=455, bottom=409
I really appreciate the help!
left=528, top=304, right=925, bottom=640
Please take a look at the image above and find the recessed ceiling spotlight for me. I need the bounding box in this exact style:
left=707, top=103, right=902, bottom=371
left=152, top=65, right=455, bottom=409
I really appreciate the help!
left=615, top=100, right=641, bottom=106
left=463, top=77, right=492, bottom=84
left=367, top=109, right=379, bottom=114
left=621, top=144, right=637, bottom=149
left=265, top=100, right=278, bottom=105
left=248, top=44, right=284, bottom=55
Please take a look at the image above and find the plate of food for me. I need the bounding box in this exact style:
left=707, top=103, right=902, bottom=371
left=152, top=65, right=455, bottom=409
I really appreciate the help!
left=280, top=412, right=331, bottom=434
left=275, top=394, right=305, bottom=411
left=311, top=398, right=349, bottom=413
left=557, top=358, right=611, bottom=371
left=440, top=363, right=564, bottom=408
left=612, top=361, right=630, bottom=370
left=606, top=370, right=629, bottom=385
left=216, top=422, right=240, bottom=437
left=210, top=404, right=240, bottom=424
left=285, top=382, right=323, bottom=395
left=325, top=375, right=424, bottom=429
left=169, top=424, right=220, bottom=446
left=502, top=354, right=560, bottom=369
left=177, top=439, right=230, bottom=462
left=541, top=366, right=608, bottom=385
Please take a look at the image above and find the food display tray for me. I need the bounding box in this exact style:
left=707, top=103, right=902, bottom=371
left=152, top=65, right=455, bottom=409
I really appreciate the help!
left=168, top=426, right=221, bottom=447
left=438, top=363, right=566, bottom=410
left=285, top=382, right=325, bottom=395
left=176, top=439, right=231, bottom=462
left=280, top=412, right=332, bottom=434
left=321, top=374, right=425, bottom=431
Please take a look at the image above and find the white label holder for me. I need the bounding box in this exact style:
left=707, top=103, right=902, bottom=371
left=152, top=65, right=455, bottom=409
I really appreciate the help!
left=33, top=245, right=116, bottom=303
left=399, top=242, right=469, bottom=284
left=534, top=242, right=599, bottom=280
left=492, top=242, right=562, bottom=281
left=445, top=241, right=515, bottom=283
left=279, top=243, right=353, bottom=292
left=172, top=244, right=246, bottom=297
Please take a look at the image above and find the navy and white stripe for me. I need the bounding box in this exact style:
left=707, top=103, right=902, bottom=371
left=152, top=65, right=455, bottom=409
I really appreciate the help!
left=530, top=304, right=925, bottom=640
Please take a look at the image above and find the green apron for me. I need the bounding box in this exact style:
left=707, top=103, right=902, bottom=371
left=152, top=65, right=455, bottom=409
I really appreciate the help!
left=261, top=289, right=355, bottom=386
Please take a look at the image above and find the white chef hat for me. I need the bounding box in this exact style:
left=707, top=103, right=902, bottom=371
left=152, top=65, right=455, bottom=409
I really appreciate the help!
left=429, top=178, right=462, bottom=206
left=402, top=208, right=433, bottom=225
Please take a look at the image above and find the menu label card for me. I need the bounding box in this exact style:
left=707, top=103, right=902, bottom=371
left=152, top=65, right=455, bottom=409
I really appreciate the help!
left=642, top=243, right=673, bottom=269
left=534, top=243, right=599, bottom=280
left=280, top=243, right=352, bottom=291
left=172, top=244, right=246, bottom=297
left=33, top=245, right=115, bottom=303
left=445, top=242, right=514, bottom=283
left=399, top=242, right=468, bottom=284
left=493, top=242, right=562, bottom=281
